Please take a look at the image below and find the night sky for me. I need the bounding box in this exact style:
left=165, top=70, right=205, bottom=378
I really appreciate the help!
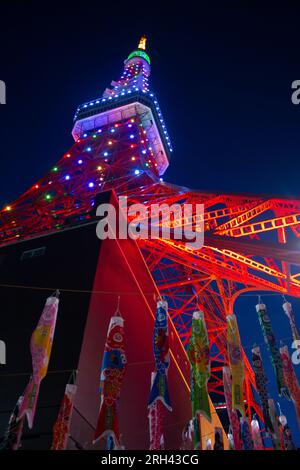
left=1, top=1, right=300, bottom=447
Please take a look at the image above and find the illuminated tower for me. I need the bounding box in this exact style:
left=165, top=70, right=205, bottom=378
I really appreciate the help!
left=1, top=37, right=300, bottom=432
left=72, top=35, right=173, bottom=176
left=0, top=37, right=172, bottom=243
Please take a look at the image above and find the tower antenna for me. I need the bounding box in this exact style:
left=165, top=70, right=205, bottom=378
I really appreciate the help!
left=138, top=35, right=147, bottom=50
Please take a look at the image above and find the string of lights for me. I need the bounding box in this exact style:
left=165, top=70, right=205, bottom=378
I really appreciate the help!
left=0, top=282, right=298, bottom=299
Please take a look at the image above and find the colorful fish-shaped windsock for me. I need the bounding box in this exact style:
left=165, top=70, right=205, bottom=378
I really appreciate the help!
left=282, top=301, right=299, bottom=343
left=18, top=293, right=59, bottom=428
left=280, top=346, right=300, bottom=429
left=227, top=430, right=234, bottom=450
left=268, top=399, right=281, bottom=450
left=0, top=396, right=24, bottom=450
left=188, top=311, right=211, bottom=423
left=251, top=417, right=264, bottom=450
left=256, top=303, right=289, bottom=398
left=240, top=417, right=253, bottom=450
left=148, top=300, right=172, bottom=411
left=192, top=413, right=201, bottom=450
left=278, top=410, right=296, bottom=450
left=205, top=438, right=212, bottom=450
left=148, top=392, right=166, bottom=450
left=180, top=420, right=193, bottom=450
left=251, top=346, right=273, bottom=433
left=148, top=300, right=172, bottom=450
left=223, top=366, right=242, bottom=450
left=51, top=384, right=77, bottom=450
left=227, top=314, right=245, bottom=416
left=94, top=314, right=127, bottom=448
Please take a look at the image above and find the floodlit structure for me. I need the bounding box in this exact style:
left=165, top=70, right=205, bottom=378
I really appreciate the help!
left=1, top=37, right=300, bottom=436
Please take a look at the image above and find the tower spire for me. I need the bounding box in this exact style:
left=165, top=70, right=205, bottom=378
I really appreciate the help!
left=138, top=35, right=147, bottom=50
left=72, top=37, right=173, bottom=175
left=101, top=37, right=151, bottom=98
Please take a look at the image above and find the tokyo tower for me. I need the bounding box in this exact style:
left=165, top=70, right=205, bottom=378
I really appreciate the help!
left=1, top=36, right=300, bottom=426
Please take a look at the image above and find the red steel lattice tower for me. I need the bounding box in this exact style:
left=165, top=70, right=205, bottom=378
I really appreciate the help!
left=1, top=37, right=300, bottom=423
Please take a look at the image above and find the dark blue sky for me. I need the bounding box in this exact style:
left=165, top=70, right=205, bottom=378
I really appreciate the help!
left=1, top=1, right=300, bottom=446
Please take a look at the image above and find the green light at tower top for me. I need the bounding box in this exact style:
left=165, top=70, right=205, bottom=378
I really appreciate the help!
left=127, top=50, right=150, bottom=65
